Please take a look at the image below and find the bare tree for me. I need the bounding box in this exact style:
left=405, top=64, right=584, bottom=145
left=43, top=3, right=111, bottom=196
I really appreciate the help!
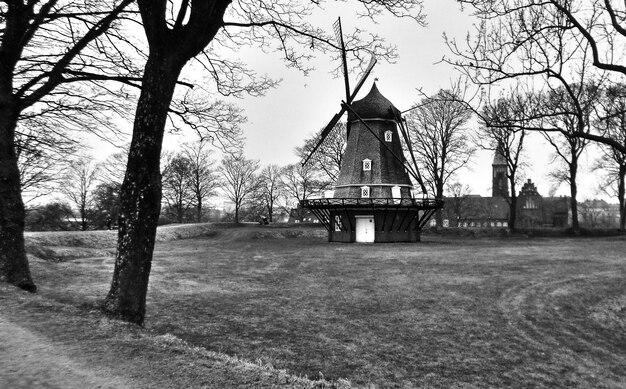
left=0, top=0, right=136, bottom=292
left=594, top=83, right=626, bottom=230
left=442, top=181, right=474, bottom=227
left=103, top=0, right=426, bottom=324
left=220, top=152, right=260, bottom=223
left=180, top=141, right=220, bottom=223
left=100, top=149, right=130, bottom=188
left=92, top=182, right=121, bottom=229
left=579, top=199, right=613, bottom=228
left=451, top=0, right=626, bottom=154
left=61, top=157, right=101, bottom=231
left=539, top=83, right=600, bottom=232
left=257, top=164, right=283, bottom=223
left=17, top=126, right=76, bottom=203
left=447, top=1, right=614, bottom=232
left=281, top=163, right=328, bottom=222
left=406, top=87, right=474, bottom=227
left=169, top=95, right=246, bottom=154
left=297, top=122, right=346, bottom=184
left=162, top=155, right=194, bottom=223
left=479, top=92, right=529, bottom=231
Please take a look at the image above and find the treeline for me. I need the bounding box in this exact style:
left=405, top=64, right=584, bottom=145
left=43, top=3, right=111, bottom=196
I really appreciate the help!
left=21, top=137, right=339, bottom=230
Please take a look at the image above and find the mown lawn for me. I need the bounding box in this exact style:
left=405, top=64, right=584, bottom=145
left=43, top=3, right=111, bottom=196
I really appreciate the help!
left=26, top=227, right=626, bottom=388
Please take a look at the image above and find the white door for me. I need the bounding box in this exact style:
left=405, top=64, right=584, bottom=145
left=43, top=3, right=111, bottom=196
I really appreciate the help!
left=355, top=216, right=375, bottom=243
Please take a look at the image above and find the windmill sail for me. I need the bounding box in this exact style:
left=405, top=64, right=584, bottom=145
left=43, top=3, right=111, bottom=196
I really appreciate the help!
left=301, top=55, right=377, bottom=166
left=395, top=112, right=427, bottom=194
left=334, top=18, right=351, bottom=104
left=350, top=56, right=377, bottom=101
left=301, top=111, right=344, bottom=166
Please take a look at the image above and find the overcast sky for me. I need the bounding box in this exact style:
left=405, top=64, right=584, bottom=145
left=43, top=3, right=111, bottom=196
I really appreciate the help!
left=213, top=1, right=605, bottom=200
left=107, top=1, right=608, bottom=201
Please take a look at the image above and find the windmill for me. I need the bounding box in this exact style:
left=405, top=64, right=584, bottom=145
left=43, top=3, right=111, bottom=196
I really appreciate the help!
left=302, top=19, right=427, bottom=193
left=301, top=17, right=377, bottom=167
left=300, top=18, right=443, bottom=243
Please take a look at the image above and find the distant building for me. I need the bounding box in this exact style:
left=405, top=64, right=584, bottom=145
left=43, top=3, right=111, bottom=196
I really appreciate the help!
left=578, top=199, right=621, bottom=228
left=442, top=150, right=571, bottom=228
left=297, top=147, right=622, bottom=229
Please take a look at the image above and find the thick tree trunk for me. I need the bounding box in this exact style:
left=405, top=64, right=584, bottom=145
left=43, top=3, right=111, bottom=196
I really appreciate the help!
left=102, top=54, right=182, bottom=325
left=0, top=4, right=37, bottom=292
left=267, top=202, right=273, bottom=222
left=0, top=101, right=36, bottom=292
left=569, top=161, right=580, bottom=233
left=196, top=198, right=202, bottom=223
left=81, top=205, right=88, bottom=231
left=508, top=177, right=517, bottom=232
left=177, top=204, right=184, bottom=223
left=509, top=194, right=517, bottom=232
left=618, top=166, right=625, bottom=231
left=435, top=183, right=444, bottom=228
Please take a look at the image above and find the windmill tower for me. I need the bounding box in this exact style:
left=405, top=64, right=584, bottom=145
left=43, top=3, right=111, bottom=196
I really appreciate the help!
left=300, top=19, right=442, bottom=243
left=334, top=83, right=413, bottom=199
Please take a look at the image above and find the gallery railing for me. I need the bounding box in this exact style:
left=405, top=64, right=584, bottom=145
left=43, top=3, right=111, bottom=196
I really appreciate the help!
left=301, top=197, right=444, bottom=209
left=300, top=197, right=444, bottom=233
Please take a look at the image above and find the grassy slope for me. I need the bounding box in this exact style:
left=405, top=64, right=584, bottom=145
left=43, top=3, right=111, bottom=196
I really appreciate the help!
left=6, top=224, right=626, bottom=388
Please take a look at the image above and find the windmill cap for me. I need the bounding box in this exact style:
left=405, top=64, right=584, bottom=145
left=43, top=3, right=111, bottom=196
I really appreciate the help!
left=347, top=82, right=400, bottom=121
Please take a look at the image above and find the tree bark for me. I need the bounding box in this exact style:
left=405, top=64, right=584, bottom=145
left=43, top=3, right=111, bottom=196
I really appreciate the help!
left=0, top=2, right=36, bottom=292
left=176, top=203, right=184, bottom=223
left=267, top=202, right=273, bottom=222
left=0, top=101, right=36, bottom=292
left=81, top=205, right=88, bottom=231
left=196, top=199, right=202, bottom=223
left=508, top=176, right=517, bottom=232
left=102, top=53, right=182, bottom=325
left=569, top=158, right=580, bottom=234
left=435, top=183, right=444, bottom=228
left=612, top=161, right=626, bottom=231
left=103, top=0, right=230, bottom=325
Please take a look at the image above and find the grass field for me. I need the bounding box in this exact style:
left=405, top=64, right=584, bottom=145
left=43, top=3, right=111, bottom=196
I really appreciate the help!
left=5, top=224, right=626, bottom=388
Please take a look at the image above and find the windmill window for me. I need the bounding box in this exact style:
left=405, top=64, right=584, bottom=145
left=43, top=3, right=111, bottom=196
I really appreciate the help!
left=361, top=186, right=371, bottom=198
left=392, top=185, right=401, bottom=198
left=384, top=131, right=393, bottom=142
left=362, top=159, right=372, bottom=171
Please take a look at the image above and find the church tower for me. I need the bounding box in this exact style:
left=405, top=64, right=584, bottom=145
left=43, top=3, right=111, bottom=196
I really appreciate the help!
left=492, top=148, right=509, bottom=198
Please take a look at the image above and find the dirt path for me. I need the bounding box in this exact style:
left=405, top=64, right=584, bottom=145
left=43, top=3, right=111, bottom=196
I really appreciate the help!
left=0, top=313, right=132, bottom=389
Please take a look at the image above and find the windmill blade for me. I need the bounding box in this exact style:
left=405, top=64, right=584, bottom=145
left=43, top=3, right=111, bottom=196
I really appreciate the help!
left=348, top=56, right=377, bottom=103
left=302, top=24, right=377, bottom=165
left=335, top=17, right=352, bottom=141
left=334, top=17, right=351, bottom=103
left=301, top=108, right=346, bottom=166
left=345, top=56, right=376, bottom=140
left=394, top=111, right=427, bottom=194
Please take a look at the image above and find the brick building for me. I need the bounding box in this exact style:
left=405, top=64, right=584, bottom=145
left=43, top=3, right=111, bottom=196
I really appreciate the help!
left=441, top=151, right=571, bottom=228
